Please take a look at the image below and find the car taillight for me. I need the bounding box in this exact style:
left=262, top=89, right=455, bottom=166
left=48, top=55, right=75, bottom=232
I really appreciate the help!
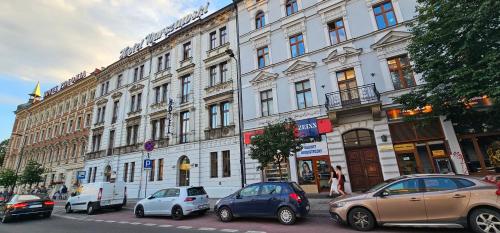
left=496, top=182, right=500, bottom=196
left=98, top=188, right=103, bottom=201
left=11, top=203, right=28, bottom=209
left=184, top=197, right=196, bottom=202
left=289, top=193, right=302, bottom=204
left=44, top=201, right=55, bottom=206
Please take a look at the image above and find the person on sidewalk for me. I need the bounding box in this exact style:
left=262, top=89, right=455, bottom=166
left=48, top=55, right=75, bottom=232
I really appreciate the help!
left=335, top=166, right=346, bottom=197
left=328, top=165, right=338, bottom=198
left=61, top=185, right=68, bottom=200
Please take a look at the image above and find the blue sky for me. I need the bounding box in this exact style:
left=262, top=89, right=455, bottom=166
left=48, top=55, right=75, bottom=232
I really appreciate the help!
left=0, top=0, right=232, bottom=141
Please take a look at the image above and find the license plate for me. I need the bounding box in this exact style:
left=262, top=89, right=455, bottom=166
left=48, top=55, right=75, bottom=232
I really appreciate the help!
left=198, top=204, right=208, bottom=209
left=30, top=204, right=42, bottom=208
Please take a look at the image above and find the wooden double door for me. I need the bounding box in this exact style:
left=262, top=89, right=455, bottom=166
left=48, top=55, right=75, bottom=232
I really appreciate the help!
left=345, top=147, right=384, bottom=192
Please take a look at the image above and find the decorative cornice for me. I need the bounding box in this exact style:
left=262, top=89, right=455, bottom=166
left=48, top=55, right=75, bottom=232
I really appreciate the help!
left=129, top=84, right=145, bottom=93
left=111, top=92, right=123, bottom=100
left=371, top=31, right=412, bottom=49
left=96, top=98, right=108, bottom=106
left=323, top=47, right=363, bottom=64
left=283, top=60, right=317, bottom=75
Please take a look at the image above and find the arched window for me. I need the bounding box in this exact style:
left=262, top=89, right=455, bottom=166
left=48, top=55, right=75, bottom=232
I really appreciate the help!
left=178, top=156, right=190, bottom=186
left=342, top=129, right=375, bottom=148
left=285, top=0, right=298, bottom=16
left=255, top=11, right=266, bottom=29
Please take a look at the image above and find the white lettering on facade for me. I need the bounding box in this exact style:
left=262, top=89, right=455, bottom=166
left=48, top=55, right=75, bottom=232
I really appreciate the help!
left=44, top=71, right=87, bottom=98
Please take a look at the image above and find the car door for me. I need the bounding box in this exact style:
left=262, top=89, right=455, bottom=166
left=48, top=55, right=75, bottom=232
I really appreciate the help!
left=376, top=178, right=427, bottom=223
left=161, top=188, right=179, bottom=215
left=144, top=190, right=166, bottom=215
left=233, top=184, right=260, bottom=217
left=254, top=183, right=283, bottom=217
left=422, top=177, right=472, bottom=222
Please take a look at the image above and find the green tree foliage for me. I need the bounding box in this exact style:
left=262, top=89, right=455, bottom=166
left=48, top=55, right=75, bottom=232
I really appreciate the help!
left=0, top=139, right=9, bottom=167
left=19, top=160, right=45, bottom=188
left=249, top=119, right=303, bottom=180
left=0, top=168, right=17, bottom=189
left=395, top=0, right=500, bottom=131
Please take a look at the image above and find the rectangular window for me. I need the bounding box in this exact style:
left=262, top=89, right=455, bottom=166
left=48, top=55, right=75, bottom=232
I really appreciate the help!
left=130, top=162, right=135, bottom=182
left=210, top=152, right=218, bottom=178
left=108, top=130, right=115, bottom=156
left=180, top=111, right=190, bottom=143
left=92, top=167, right=97, bottom=183
left=136, top=93, right=142, bottom=111
left=112, top=101, right=119, bottom=124
left=165, top=53, right=170, bottom=69
left=209, top=31, right=217, bottom=49
left=133, top=67, right=139, bottom=82
left=257, top=46, right=269, bottom=69
left=328, top=19, right=347, bottom=45
left=158, top=159, right=164, bottom=181
left=130, top=95, right=136, bottom=112
left=222, top=102, right=230, bottom=126
left=183, top=42, right=192, bottom=60
left=105, top=81, right=109, bottom=94
left=223, top=150, right=231, bottom=177
left=210, top=105, right=218, bottom=129
left=151, top=120, right=158, bottom=140
left=336, top=69, right=359, bottom=104
left=157, top=56, right=163, bottom=72
left=100, top=107, right=106, bottom=123
left=117, top=74, right=122, bottom=88
left=387, top=55, right=416, bottom=90
left=123, top=163, right=129, bottom=182
left=76, top=117, right=82, bottom=130
left=159, top=118, right=166, bottom=139
left=289, top=34, right=305, bottom=58
left=373, top=1, right=397, bottom=29
left=100, top=83, right=105, bottom=96
left=220, top=26, right=227, bottom=45
left=149, top=159, right=155, bottom=181
left=220, top=62, right=228, bottom=83
left=295, top=80, right=313, bottom=109
left=85, top=113, right=91, bottom=127
left=161, top=83, right=168, bottom=102
left=209, top=66, right=217, bottom=86
left=286, top=0, right=298, bottom=16
left=87, top=167, right=92, bottom=183
left=154, top=86, right=161, bottom=104
left=126, top=126, right=132, bottom=145
left=181, top=75, right=191, bottom=103
left=132, top=125, right=139, bottom=144
left=139, top=65, right=144, bottom=79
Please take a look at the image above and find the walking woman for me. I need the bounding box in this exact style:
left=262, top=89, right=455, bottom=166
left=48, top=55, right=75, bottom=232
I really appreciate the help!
left=328, top=165, right=338, bottom=198
left=336, top=165, right=346, bottom=196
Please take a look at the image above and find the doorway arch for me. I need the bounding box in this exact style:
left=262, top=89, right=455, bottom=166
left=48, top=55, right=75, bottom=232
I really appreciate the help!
left=178, top=156, right=190, bottom=186
left=342, top=129, right=383, bottom=192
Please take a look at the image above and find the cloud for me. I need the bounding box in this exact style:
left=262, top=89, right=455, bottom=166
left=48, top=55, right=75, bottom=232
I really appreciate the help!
left=0, top=0, right=214, bottom=86
left=0, top=93, right=25, bottom=106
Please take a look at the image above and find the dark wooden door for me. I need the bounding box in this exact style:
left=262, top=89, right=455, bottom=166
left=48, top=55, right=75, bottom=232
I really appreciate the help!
left=346, top=147, right=383, bottom=192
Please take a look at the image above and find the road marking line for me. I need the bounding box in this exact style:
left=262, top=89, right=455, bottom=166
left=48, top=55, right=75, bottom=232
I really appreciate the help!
left=220, top=229, right=239, bottom=232
left=158, top=224, right=173, bottom=228
left=130, top=222, right=142, bottom=225
left=94, top=220, right=104, bottom=222
left=118, top=221, right=129, bottom=224
left=105, top=220, right=116, bottom=223
left=144, top=223, right=157, bottom=226
left=246, top=231, right=267, bottom=233
left=199, top=227, right=217, bottom=231
left=177, top=226, right=193, bottom=229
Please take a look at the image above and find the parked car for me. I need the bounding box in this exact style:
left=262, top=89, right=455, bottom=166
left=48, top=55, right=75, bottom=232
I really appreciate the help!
left=134, top=186, right=209, bottom=220
left=0, top=194, right=54, bottom=223
left=214, top=182, right=310, bottom=225
left=329, top=174, right=500, bottom=233
left=65, top=181, right=127, bottom=215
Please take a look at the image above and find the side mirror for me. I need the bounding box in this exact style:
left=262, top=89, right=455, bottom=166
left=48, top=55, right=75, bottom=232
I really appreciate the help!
left=147, top=195, right=155, bottom=200
left=235, top=193, right=242, bottom=199
left=380, top=190, right=390, bottom=197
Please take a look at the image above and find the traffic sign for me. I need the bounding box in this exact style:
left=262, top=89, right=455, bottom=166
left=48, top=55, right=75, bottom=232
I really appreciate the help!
left=76, top=171, right=86, bottom=180
left=144, top=140, right=155, bottom=152
left=144, top=159, right=153, bottom=170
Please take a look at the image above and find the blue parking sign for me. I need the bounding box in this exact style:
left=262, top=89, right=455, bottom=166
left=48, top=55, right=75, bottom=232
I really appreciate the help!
left=77, top=171, right=86, bottom=180
left=144, top=159, right=153, bottom=170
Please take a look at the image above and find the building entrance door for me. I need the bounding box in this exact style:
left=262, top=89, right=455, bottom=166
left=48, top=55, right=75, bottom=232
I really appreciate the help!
left=297, top=156, right=331, bottom=193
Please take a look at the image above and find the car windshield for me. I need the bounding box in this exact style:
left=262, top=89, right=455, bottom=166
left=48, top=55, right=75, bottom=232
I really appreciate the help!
left=365, top=176, right=407, bottom=193
left=187, top=187, right=207, bottom=196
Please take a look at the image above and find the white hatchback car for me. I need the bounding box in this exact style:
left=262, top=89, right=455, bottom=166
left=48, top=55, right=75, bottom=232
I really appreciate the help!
left=134, top=186, right=210, bottom=220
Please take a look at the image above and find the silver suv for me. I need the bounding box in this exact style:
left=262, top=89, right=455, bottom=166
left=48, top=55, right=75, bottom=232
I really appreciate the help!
left=134, top=186, right=210, bottom=220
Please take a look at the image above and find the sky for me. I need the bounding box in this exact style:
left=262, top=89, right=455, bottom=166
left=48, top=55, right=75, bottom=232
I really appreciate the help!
left=0, top=0, right=232, bottom=141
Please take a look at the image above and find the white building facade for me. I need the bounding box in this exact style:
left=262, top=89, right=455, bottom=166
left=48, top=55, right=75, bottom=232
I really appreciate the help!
left=236, top=0, right=467, bottom=194
left=84, top=4, right=242, bottom=198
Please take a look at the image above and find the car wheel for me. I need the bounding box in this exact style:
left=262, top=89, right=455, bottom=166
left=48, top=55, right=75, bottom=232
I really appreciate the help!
left=135, top=205, right=144, bottom=218
left=65, top=203, right=73, bottom=213
left=278, top=206, right=296, bottom=225
left=87, top=203, right=96, bottom=215
left=171, top=206, right=183, bottom=220
left=218, top=206, right=233, bottom=222
left=43, top=212, right=52, bottom=218
left=469, top=208, right=500, bottom=233
left=348, top=207, right=375, bottom=231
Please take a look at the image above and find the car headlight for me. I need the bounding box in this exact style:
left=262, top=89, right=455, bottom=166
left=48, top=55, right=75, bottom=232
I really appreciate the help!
left=332, top=202, right=347, bottom=208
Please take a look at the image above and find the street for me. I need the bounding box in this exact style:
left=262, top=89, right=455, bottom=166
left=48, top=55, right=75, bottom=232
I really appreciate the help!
left=0, top=205, right=472, bottom=233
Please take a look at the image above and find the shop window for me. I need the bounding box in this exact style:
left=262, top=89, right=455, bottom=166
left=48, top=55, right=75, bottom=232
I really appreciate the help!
left=297, top=160, right=315, bottom=185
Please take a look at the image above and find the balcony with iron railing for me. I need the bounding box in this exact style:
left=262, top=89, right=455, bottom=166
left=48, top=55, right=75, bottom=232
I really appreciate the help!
left=324, top=83, right=382, bottom=123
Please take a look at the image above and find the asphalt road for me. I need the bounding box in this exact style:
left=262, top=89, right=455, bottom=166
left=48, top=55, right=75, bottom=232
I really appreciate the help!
left=0, top=206, right=472, bottom=233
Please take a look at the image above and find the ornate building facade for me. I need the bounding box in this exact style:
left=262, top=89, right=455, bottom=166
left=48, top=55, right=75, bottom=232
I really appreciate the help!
left=3, top=71, right=98, bottom=193
left=84, top=4, right=242, bottom=198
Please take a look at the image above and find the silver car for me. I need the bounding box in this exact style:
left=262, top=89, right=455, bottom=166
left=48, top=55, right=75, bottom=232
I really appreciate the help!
left=134, top=186, right=210, bottom=220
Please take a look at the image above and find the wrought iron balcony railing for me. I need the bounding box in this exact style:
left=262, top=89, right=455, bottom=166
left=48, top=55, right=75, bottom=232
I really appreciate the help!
left=325, top=83, right=380, bottom=111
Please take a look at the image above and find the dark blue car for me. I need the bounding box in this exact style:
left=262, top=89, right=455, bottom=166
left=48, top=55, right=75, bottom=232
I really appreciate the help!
left=214, top=182, right=310, bottom=225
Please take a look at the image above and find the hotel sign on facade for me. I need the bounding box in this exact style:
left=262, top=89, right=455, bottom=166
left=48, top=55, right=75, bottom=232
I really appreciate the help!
left=119, top=2, right=210, bottom=59
left=44, top=71, right=87, bottom=98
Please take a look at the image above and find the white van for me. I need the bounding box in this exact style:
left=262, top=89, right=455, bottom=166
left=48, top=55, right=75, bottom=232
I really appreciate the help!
left=65, top=182, right=127, bottom=215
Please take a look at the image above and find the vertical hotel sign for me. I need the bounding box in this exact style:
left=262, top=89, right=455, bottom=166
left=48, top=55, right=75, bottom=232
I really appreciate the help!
left=119, top=2, right=210, bottom=59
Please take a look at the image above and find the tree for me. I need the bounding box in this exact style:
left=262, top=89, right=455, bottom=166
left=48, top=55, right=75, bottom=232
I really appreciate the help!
left=0, top=139, right=9, bottom=167
left=19, top=160, right=45, bottom=188
left=395, top=0, right=500, bottom=131
left=0, top=168, right=17, bottom=191
left=249, top=119, right=303, bottom=180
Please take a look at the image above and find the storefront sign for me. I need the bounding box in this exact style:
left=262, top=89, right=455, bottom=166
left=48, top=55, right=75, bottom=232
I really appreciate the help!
left=297, top=118, right=319, bottom=137
left=119, top=2, right=210, bottom=59
left=297, top=142, right=329, bottom=158
left=44, top=71, right=87, bottom=98
left=394, top=143, right=415, bottom=152
left=379, top=145, right=394, bottom=152
left=432, top=150, right=446, bottom=157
